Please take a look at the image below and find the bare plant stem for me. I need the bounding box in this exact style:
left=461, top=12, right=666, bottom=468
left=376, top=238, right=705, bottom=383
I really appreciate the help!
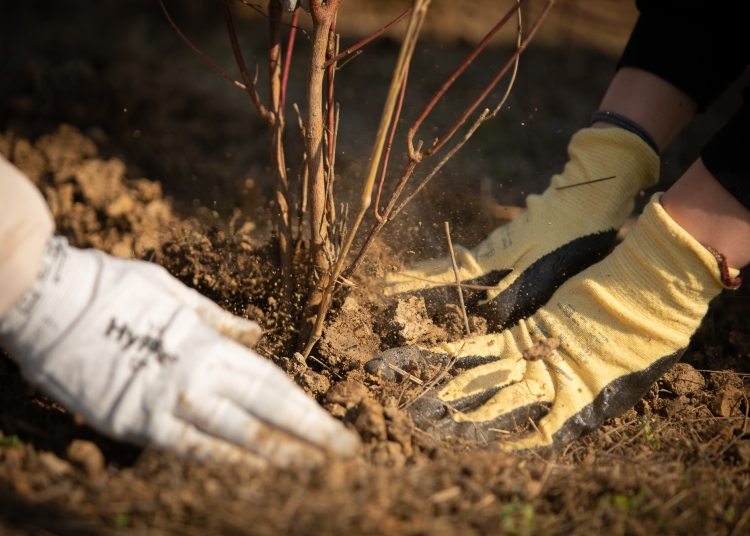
left=299, top=0, right=341, bottom=346
left=293, top=103, right=308, bottom=241
left=325, top=19, right=339, bottom=227
left=268, top=0, right=294, bottom=314
left=341, top=158, right=417, bottom=279
left=302, top=0, right=432, bottom=359
left=389, top=109, right=491, bottom=220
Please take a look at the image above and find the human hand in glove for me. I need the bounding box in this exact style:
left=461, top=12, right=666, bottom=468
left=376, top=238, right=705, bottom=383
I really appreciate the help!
left=279, top=0, right=309, bottom=13
left=367, top=195, right=739, bottom=452
left=0, top=237, right=359, bottom=468
left=383, top=127, right=659, bottom=330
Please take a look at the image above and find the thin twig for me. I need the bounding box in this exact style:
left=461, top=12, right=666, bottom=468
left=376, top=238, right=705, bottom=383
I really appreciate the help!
left=386, top=363, right=424, bottom=386
left=528, top=417, right=543, bottom=440
left=605, top=426, right=647, bottom=454
left=280, top=7, right=300, bottom=115
left=488, top=0, right=522, bottom=119
left=221, top=0, right=274, bottom=124
left=385, top=418, right=445, bottom=444
left=324, top=23, right=339, bottom=228
left=393, top=270, right=507, bottom=290
left=389, top=109, right=490, bottom=222
left=268, top=0, right=294, bottom=315
left=445, top=222, right=470, bottom=336
left=402, top=342, right=465, bottom=410
left=295, top=154, right=309, bottom=240
left=410, top=0, right=556, bottom=160
left=601, top=419, right=637, bottom=437
left=407, top=0, right=527, bottom=156
left=694, top=370, right=750, bottom=377
left=158, top=0, right=248, bottom=90
left=326, top=19, right=338, bottom=168
left=323, top=6, right=413, bottom=68
left=396, top=377, right=417, bottom=406
left=335, top=50, right=363, bottom=70
left=556, top=175, right=617, bottom=190
left=307, top=354, right=342, bottom=379
left=292, top=103, right=309, bottom=240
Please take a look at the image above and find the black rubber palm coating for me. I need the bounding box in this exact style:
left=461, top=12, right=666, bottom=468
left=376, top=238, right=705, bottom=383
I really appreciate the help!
left=399, top=230, right=618, bottom=330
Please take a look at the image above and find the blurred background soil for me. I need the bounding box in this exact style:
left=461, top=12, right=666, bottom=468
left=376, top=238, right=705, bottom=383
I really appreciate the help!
left=1, top=0, right=749, bottom=534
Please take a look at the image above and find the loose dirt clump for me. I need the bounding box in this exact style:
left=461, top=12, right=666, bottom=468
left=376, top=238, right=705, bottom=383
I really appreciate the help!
left=319, top=297, right=383, bottom=368
left=1, top=124, right=178, bottom=259
left=385, top=295, right=449, bottom=346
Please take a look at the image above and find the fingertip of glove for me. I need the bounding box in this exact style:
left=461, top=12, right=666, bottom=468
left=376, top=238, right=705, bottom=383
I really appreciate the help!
left=330, top=427, right=362, bottom=458
left=217, top=317, right=263, bottom=348
left=365, top=346, right=419, bottom=380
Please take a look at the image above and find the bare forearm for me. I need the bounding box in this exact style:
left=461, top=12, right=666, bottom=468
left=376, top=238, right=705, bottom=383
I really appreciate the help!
left=592, top=66, right=698, bottom=154
left=0, top=155, right=54, bottom=317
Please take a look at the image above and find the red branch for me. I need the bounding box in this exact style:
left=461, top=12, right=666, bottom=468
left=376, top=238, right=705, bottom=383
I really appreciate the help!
left=159, top=0, right=246, bottom=90
left=322, top=6, right=413, bottom=69
left=420, top=0, right=554, bottom=158
left=407, top=0, right=528, bottom=158
left=280, top=7, right=300, bottom=117
left=221, top=0, right=274, bottom=124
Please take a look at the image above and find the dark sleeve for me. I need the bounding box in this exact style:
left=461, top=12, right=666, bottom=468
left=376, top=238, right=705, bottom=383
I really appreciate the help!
left=701, top=87, right=750, bottom=211
left=617, top=0, right=750, bottom=112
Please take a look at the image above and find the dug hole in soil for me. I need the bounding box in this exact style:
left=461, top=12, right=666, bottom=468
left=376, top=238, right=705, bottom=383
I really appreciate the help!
left=1, top=1, right=750, bottom=534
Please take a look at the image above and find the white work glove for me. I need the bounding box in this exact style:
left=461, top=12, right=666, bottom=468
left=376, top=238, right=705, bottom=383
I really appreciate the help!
left=279, top=0, right=310, bottom=13
left=0, top=237, right=359, bottom=468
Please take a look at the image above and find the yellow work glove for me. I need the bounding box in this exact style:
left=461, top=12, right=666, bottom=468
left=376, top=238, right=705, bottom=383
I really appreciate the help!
left=384, top=127, right=659, bottom=329
left=367, top=195, right=740, bottom=451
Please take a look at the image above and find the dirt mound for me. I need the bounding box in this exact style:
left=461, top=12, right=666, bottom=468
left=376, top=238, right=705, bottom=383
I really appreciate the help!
left=3, top=125, right=750, bottom=534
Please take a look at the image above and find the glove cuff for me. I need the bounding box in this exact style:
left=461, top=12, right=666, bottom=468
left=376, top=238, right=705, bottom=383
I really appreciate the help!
left=643, top=194, right=740, bottom=290
left=600, top=193, right=732, bottom=340
left=590, top=110, right=660, bottom=155
left=0, top=236, right=102, bottom=364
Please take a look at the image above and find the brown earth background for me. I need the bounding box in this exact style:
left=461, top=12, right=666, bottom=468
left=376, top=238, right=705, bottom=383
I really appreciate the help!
left=1, top=0, right=750, bottom=534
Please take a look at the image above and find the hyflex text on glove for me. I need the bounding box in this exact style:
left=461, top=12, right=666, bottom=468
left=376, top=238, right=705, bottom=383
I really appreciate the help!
left=0, top=237, right=359, bottom=467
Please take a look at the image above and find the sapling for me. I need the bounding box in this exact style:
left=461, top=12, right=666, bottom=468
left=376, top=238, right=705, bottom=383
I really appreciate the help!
left=159, top=0, right=557, bottom=361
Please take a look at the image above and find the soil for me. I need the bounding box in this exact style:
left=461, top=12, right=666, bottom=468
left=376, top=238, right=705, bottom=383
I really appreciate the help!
left=2, top=1, right=750, bottom=534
